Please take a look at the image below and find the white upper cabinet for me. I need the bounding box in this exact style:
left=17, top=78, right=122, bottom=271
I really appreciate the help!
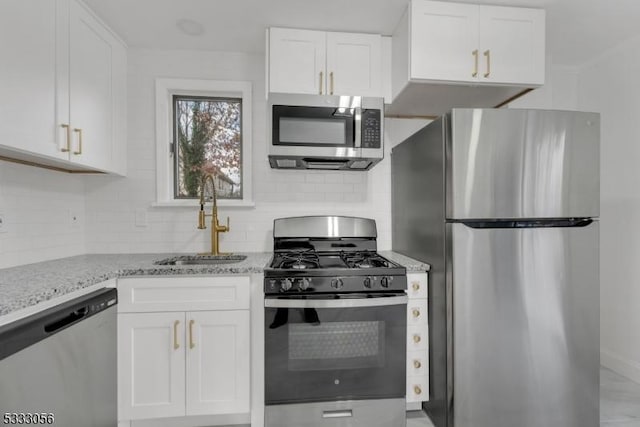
left=268, top=28, right=326, bottom=95
left=0, top=0, right=65, bottom=161
left=409, top=0, right=545, bottom=85
left=478, top=5, right=545, bottom=85
left=268, top=27, right=383, bottom=97
left=410, top=1, right=479, bottom=83
left=389, top=0, right=545, bottom=117
left=0, top=0, right=126, bottom=174
left=325, top=32, right=382, bottom=96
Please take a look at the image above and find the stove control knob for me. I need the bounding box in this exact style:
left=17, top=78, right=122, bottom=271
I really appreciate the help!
left=380, top=276, right=392, bottom=288
left=280, top=278, right=293, bottom=292
left=363, top=277, right=373, bottom=288
left=299, top=278, right=311, bottom=291
left=330, top=278, right=344, bottom=290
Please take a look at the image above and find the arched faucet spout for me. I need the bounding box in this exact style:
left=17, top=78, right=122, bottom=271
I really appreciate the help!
left=197, top=173, right=230, bottom=255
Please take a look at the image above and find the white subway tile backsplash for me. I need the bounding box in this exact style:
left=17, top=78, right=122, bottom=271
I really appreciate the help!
left=1, top=49, right=429, bottom=268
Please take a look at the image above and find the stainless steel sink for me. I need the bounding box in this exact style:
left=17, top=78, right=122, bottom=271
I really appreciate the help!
left=154, top=255, right=247, bottom=266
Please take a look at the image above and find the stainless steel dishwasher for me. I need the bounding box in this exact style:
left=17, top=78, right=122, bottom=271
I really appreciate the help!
left=0, top=288, right=117, bottom=426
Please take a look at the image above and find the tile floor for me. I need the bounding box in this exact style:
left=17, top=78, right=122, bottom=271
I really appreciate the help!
left=408, top=367, right=640, bottom=427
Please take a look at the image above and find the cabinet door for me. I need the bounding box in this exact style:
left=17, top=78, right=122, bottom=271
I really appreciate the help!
left=186, top=310, right=250, bottom=415
left=326, top=32, right=382, bottom=97
left=269, top=28, right=326, bottom=95
left=479, top=6, right=545, bottom=85
left=410, top=0, right=479, bottom=82
left=0, top=0, right=66, bottom=160
left=118, top=312, right=186, bottom=420
left=67, top=0, right=118, bottom=171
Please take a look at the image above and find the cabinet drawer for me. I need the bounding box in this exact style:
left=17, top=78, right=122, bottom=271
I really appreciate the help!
left=407, top=273, right=428, bottom=299
left=407, top=324, right=429, bottom=352
left=407, top=299, right=428, bottom=326
left=117, top=276, right=250, bottom=313
left=406, top=350, right=428, bottom=377
left=406, top=375, right=429, bottom=403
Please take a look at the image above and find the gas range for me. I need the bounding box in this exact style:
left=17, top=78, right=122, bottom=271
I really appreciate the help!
left=263, top=216, right=408, bottom=427
left=264, top=216, right=406, bottom=294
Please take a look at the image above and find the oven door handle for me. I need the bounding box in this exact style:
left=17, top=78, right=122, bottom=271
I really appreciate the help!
left=264, top=295, right=408, bottom=309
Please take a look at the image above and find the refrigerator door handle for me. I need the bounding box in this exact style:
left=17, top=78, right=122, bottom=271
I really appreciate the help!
left=455, top=218, right=594, bottom=229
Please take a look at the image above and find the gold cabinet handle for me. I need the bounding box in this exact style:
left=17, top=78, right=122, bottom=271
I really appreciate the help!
left=484, top=50, right=491, bottom=78
left=329, top=71, right=334, bottom=95
left=189, top=319, right=195, bottom=349
left=173, top=320, right=180, bottom=350
left=73, top=128, right=83, bottom=155
left=319, top=71, right=323, bottom=94
left=412, top=281, right=420, bottom=291
left=60, top=124, right=71, bottom=152
left=414, top=360, right=422, bottom=369
left=472, top=49, right=478, bottom=77
left=413, top=334, right=421, bottom=343
left=414, top=385, right=422, bottom=395
left=412, top=309, right=421, bottom=318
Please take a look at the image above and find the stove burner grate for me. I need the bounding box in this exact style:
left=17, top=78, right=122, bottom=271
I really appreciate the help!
left=274, top=250, right=321, bottom=270
left=341, top=251, right=393, bottom=269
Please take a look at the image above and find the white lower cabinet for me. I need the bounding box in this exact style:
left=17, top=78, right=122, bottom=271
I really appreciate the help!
left=406, top=272, right=429, bottom=407
left=186, top=311, right=250, bottom=415
left=118, top=312, right=186, bottom=420
left=117, top=277, right=250, bottom=424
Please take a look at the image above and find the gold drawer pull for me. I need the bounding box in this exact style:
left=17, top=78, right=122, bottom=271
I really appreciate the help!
left=472, top=49, right=478, bottom=77
left=484, top=50, right=491, bottom=78
left=319, top=71, right=323, bottom=94
left=173, top=320, right=180, bottom=350
left=329, top=71, right=334, bottom=95
left=414, top=360, right=422, bottom=369
left=73, top=128, right=83, bottom=155
left=413, top=334, right=421, bottom=343
left=412, top=309, right=420, bottom=318
left=189, top=319, right=195, bottom=349
left=412, top=281, right=420, bottom=291
left=414, top=385, right=422, bottom=395
left=60, top=124, right=71, bottom=152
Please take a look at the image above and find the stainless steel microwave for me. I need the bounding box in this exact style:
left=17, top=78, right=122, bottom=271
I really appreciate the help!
left=268, top=93, right=384, bottom=170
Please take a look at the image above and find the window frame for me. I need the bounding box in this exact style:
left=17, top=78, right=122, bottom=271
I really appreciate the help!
left=155, top=78, right=254, bottom=207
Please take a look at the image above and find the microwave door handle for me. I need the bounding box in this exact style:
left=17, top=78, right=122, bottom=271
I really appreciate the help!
left=354, top=107, right=362, bottom=148
left=265, top=295, right=408, bottom=309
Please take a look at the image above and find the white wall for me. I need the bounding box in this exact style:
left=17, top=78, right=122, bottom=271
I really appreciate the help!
left=577, top=34, right=640, bottom=383
left=0, top=161, right=85, bottom=269
left=84, top=48, right=429, bottom=254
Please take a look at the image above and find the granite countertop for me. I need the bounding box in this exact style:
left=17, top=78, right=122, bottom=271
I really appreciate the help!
left=380, top=251, right=431, bottom=273
left=0, top=251, right=430, bottom=319
left=0, top=253, right=272, bottom=317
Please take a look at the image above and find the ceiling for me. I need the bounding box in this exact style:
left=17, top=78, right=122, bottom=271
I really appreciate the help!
left=85, top=0, right=640, bottom=67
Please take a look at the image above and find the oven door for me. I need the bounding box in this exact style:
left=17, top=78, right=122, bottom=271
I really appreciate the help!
left=264, top=293, right=407, bottom=405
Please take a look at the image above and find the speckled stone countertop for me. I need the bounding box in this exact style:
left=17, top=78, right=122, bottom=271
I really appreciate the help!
left=0, top=251, right=429, bottom=318
left=0, top=253, right=272, bottom=317
left=380, top=251, right=431, bottom=273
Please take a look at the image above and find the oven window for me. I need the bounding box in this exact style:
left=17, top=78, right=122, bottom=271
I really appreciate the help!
left=279, top=117, right=347, bottom=145
left=288, top=321, right=384, bottom=371
left=265, top=302, right=406, bottom=405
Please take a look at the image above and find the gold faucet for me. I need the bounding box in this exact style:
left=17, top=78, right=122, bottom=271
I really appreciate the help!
left=197, top=173, right=230, bottom=255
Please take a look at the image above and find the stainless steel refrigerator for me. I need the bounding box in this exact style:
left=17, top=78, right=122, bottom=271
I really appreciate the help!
left=391, top=108, right=600, bottom=427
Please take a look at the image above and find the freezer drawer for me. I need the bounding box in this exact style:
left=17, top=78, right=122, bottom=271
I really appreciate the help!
left=447, top=108, right=600, bottom=220
left=449, top=221, right=599, bottom=427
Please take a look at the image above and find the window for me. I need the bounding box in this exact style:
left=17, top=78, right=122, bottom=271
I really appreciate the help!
left=155, top=79, right=253, bottom=207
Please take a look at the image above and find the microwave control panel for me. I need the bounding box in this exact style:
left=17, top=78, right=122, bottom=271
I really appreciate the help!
left=361, top=109, right=382, bottom=148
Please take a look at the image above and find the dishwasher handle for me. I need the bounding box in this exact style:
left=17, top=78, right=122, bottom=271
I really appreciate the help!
left=44, top=307, right=88, bottom=333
